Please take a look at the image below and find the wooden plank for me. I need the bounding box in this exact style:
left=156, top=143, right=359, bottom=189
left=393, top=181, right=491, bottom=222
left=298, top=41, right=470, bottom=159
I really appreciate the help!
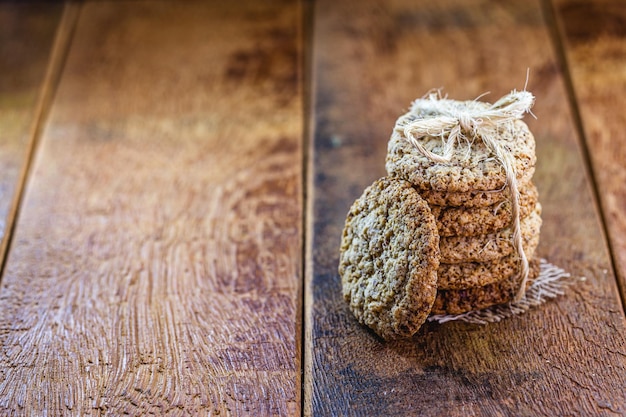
left=551, top=0, right=626, bottom=306
left=0, top=1, right=302, bottom=415
left=0, top=3, right=63, bottom=265
left=305, top=0, right=626, bottom=415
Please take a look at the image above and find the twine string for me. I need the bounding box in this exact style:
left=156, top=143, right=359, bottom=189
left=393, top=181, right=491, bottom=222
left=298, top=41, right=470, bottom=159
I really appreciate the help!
left=396, top=90, right=534, bottom=301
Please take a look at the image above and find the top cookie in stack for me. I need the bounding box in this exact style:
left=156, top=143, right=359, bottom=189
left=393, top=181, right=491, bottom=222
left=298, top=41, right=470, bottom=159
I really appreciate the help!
left=385, top=93, right=541, bottom=315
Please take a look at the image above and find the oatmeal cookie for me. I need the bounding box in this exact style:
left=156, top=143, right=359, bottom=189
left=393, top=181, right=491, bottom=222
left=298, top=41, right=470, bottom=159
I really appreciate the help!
left=431, top=259, right=541, bottom=315
left=386, top=113, right=536, bottom=193
left=418, top=178, right=532, bottom=208
left=437, top=246, right=539, bottom=290
left=339, top=177, right=440, bottom=340
left=432, top=186, right=538, bottom=237
left=439, top=204, right=542, bottom=263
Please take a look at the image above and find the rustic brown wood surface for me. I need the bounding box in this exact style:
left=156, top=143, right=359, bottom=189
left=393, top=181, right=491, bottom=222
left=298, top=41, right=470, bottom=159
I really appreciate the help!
left=552, top=0, right=626, bottom=306
left=0, top=1, right=302, bottom=415
left=0, top=4, right=63, bottom=266
left=1, top=1, right=625, bottom=416
left=305, top=0, right=626, bottom=415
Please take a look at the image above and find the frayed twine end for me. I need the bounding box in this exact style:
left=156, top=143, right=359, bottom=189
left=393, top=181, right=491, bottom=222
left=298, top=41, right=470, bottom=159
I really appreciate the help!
left=428, top=259, right=575, bottom=325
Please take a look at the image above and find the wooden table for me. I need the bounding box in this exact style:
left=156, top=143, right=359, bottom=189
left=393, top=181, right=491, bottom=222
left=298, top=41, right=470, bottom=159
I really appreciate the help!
left=1, top=1, right=625, bottom=415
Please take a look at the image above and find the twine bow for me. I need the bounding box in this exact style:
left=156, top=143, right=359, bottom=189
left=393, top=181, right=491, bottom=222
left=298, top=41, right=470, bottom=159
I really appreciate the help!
left=397, top=90, right=535, bottom=301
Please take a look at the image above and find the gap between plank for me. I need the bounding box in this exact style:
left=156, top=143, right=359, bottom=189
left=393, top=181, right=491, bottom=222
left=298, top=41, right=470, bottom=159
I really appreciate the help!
left=301, top=1, right=315, bottom=415
left=0, top=2, right=82, bottom=282
left=540, top=0, right=626, bottom=316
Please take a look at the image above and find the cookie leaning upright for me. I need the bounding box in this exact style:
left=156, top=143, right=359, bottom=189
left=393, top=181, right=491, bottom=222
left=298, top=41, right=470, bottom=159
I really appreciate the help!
left=339, top=177, right=440, bottom=340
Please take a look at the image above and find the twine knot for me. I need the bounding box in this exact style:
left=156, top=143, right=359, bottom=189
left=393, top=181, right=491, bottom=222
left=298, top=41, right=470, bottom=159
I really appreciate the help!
left=458, top=114, right=474, bottom=132
left=397, top=89, right=535, bottom=301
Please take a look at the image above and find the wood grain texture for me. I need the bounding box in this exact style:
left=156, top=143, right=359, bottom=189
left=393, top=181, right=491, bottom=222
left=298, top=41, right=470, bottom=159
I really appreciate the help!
left=0, top=1, right=302, bottom=415
left=0, top=4, right=62, bottom=264
left=304, top=0, right=626, bottom=415
left=552, top=0, right=626, bottom=306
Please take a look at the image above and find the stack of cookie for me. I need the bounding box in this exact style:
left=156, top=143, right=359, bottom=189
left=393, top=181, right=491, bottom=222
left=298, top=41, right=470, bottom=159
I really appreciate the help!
left=386, top=107, right=542, bottom=316
left=339, top=92, right=543, bottom=340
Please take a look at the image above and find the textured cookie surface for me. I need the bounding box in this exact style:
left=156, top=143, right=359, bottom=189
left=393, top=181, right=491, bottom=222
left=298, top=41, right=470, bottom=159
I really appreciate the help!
left=339, top=177, right=440, bottom=340
left=386, top=115, right=536, bottom=193
left=419, top=178, right=532, bottom=208
left=438, top=240, right=539, bottom=290
left=432, top=185, right=538, bottom=237
left=439, top=203, right=542, bottom=263
left=431, top=259, right=540, bottom=315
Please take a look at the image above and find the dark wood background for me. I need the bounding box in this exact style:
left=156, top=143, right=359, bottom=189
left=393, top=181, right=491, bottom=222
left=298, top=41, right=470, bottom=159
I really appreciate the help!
left=0, top=1, right=624, bottom=415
